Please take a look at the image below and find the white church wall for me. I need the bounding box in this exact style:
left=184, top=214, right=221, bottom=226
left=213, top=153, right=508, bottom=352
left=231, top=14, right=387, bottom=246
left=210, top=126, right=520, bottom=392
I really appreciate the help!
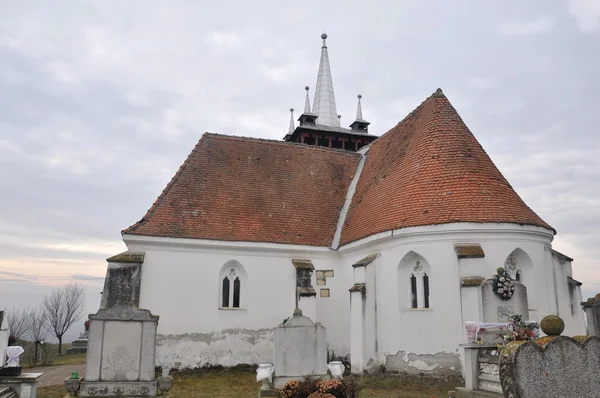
left=339, top=223, right=558, bottom=376
left=551, top=253, right=586, bottom=336
left=122, top=222, right=582, bottom=374
left=124, top=235, right=352, bottom=369
left=313, top=256, right=352, bottom=360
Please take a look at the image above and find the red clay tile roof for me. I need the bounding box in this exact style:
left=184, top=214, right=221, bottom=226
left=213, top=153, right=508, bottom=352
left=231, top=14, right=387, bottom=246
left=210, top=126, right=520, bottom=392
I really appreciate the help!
left=339, top=89, right=553, bottom=245
left=124, top=89, right=553, bottom=247
left=123, top=134, right=361, bottom=246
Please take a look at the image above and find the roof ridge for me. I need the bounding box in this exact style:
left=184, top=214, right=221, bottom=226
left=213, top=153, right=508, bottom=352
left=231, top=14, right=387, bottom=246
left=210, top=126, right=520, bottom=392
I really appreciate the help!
left=204, top=132, right=361, bottom=156
left=122, top=135, right=206, bottom=235
left=364, top=88, right=445, bottom=149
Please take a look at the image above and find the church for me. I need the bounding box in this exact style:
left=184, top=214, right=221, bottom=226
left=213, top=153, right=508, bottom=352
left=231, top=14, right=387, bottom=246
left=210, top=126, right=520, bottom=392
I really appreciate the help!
left=117, top=33, right=586, bottom=375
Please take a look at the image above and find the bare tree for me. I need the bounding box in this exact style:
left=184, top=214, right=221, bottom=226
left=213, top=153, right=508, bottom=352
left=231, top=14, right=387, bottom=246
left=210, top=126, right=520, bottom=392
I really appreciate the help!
left=5, top=307, right=30, bottom=345
left=27, top=307, right=47, bottom=366
left=43, top=283, right=86, bottom=355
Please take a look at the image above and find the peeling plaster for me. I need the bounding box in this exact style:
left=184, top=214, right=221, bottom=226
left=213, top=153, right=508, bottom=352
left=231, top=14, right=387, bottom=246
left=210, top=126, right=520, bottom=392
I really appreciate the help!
left=385, top=351, right=461, bottom=375
left=155, top=328, right=274, bottom=369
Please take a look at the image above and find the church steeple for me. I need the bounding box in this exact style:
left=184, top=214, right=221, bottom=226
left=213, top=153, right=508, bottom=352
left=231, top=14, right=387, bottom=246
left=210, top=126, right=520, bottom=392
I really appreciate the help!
left=283, top=34, right=377, bottom=152
left=313, top=33, right=339, bottom=127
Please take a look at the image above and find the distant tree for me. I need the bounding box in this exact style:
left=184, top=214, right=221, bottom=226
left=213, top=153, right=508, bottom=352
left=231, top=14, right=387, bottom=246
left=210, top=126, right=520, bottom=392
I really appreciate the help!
left=42, top=283, right=86, bottom=355
left=27, top=307, right=48, bottom=366
left=5, top=307, right=30, bottom=345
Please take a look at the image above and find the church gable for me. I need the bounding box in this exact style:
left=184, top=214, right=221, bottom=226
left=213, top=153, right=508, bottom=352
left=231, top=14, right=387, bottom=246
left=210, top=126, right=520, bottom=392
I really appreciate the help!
left=339, top=89, right=553, bottom=246
left=123, top=134, right=361, bottom=246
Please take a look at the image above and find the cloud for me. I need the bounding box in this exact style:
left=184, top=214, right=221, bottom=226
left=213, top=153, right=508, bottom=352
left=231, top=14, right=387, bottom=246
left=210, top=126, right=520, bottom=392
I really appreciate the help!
left=0, top=1, right=598, bottom=320
left=498, top=17, right=554, bottom=36
left=567, top=0, right=600, bottom=32
left=467, top=77, right=499, bottom=90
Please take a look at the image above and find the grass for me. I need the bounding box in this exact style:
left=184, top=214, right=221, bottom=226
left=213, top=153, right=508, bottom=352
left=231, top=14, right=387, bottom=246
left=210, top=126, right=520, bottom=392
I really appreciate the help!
left=37, top=370, right=462, bottom=398
left=19, top=341, right=87, bottom=369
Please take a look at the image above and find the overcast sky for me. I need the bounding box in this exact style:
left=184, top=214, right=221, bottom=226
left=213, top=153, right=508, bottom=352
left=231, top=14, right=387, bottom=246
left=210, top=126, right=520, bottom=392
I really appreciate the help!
left=1, top=0, right=599, bottom=341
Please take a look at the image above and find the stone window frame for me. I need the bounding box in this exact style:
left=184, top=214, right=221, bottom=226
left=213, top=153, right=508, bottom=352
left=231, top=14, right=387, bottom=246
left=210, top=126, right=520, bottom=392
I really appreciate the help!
left=407, top=260, right=431, bottom=310
left=218, top=261, right=247, bottom=311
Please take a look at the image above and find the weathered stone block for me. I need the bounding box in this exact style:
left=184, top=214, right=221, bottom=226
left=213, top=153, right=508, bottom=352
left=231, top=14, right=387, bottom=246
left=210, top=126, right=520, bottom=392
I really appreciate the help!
left=100, top=252, right=144, bottom=309
left=499, top=315, right=600, bottom=398
left=273, top=311, right=327, bottom=389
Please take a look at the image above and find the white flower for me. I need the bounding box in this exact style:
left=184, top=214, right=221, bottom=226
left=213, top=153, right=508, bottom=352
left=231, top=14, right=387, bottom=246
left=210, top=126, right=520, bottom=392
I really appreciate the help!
left=498, top=288, right=504, bottom=293
left=500, top=277, right=505, bottom=282
left=498, top=283, right=503, bottom=287
left=508, top=292, right=513, bottom=297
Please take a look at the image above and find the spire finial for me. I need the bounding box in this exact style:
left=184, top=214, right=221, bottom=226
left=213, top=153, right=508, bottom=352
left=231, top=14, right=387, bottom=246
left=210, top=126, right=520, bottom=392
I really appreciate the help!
left=288, top=108, right=295, bottom=134
left=304, top=86, right=312, bottom=113
left=313, top=32, right=339, bottom=126
left=356, top=94, right=363, bottom=120
left=337, top=114, right=342, bottom=123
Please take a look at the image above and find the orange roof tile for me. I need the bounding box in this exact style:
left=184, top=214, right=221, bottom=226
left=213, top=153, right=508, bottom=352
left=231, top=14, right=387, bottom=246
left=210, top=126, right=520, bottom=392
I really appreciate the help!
left=123, top=134, right=361, bottom=246
left=339, top=89, right=553, bottom=245
left=124, top=89, right=553, bottom=247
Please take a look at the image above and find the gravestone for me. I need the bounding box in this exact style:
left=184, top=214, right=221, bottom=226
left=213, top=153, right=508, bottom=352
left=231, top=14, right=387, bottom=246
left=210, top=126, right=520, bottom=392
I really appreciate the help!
left=67, top=322, right=90, bottom=355
left=499, top=315, right=600, bottom=398
left=272, top=308, right=328, bottom=389
left=65, top=251, right=172, bottom=397
left=0, top=311, right=7, bottom=368
left=581, top=294, right=600, bottom=336
left=477, top=271, right=528, bottom=344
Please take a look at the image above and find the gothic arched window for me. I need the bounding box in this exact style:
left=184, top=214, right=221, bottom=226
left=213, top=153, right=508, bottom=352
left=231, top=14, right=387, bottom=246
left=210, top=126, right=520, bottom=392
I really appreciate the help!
left=219, top=261, right=247, bottom=309
left=408, top=260, right=430, bottom=309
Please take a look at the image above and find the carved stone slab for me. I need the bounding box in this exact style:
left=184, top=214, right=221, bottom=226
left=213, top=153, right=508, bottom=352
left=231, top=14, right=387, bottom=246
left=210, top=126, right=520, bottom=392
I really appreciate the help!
left=499, top=336, right=600, bottom=398
left=78, top=380, right=157, bottom=397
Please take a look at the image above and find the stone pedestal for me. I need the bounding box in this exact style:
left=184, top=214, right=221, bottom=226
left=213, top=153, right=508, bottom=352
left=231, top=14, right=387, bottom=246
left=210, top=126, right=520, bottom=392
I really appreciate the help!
left=66, top=251, right=172, bottom=397
left=0, top=373, right=43, bottom=398
left=581, top=294, right=600, bottom=336
left=273, top=310, right=328, bottom=389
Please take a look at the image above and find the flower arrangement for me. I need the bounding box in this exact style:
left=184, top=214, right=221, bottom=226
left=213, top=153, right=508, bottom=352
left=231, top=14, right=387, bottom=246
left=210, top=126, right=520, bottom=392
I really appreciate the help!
left=492, top=267, right=515, bottom=300
left=280, top=377, right=361, bottom=398
left=497, top=314, right=537, bottom=349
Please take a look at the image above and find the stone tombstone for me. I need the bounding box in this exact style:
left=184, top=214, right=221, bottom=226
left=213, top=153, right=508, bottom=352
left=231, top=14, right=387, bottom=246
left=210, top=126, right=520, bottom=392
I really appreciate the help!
left=0, top=311, right=8, bottom=368
left=480, top=279, right=528, bottom=323
left=499, top=315, right=600, bottom=398
left=273, top=309, right=328, bottom=389
left=581, top=294, right=600, bottom=337
left=100, top=252, right=145, bottom=310
left=66, top=251, right=172, bottom=397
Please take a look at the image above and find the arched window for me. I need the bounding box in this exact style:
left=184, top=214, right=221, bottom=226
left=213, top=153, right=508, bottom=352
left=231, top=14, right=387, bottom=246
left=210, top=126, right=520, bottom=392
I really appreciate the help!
left=408, top=261, right=430, bottom=309
left=219, top=261, right=247, bottom=309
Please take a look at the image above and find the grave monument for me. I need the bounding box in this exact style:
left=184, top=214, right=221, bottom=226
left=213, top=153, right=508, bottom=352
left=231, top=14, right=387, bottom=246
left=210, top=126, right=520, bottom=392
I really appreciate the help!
left=0, top=310, right=43, bottom=398
left=581, top=294, right=600, bottom=337
left=272, top=308, right=328, bottom=389
left=65, top=252, right=172, bottom=397
left=499, top=315, right=600, bottom=398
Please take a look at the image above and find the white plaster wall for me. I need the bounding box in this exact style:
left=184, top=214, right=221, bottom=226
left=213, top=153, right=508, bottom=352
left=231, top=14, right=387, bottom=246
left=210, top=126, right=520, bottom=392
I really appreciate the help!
left=124, top=236, right=353, bottom=369
left=552, top=255, right=586, bottom=336
left=122, top=222, right=577, bottom=374
left=339, top=223, right=556, bottom=374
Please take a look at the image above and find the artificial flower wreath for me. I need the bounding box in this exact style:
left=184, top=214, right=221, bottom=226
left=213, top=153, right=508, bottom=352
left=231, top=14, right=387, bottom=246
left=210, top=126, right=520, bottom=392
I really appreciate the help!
left=492, top=267, right=515, bottom=300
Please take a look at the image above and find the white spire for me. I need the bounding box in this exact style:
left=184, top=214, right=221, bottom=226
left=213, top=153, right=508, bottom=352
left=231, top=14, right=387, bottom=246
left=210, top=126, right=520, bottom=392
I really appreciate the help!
left=356, top=94, right=363, bottom=120
left=313, top=33, right=339, bottom=127
left=288, top=108, right=295, bottom=134
left=304, top=86, right=312, bottom=113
